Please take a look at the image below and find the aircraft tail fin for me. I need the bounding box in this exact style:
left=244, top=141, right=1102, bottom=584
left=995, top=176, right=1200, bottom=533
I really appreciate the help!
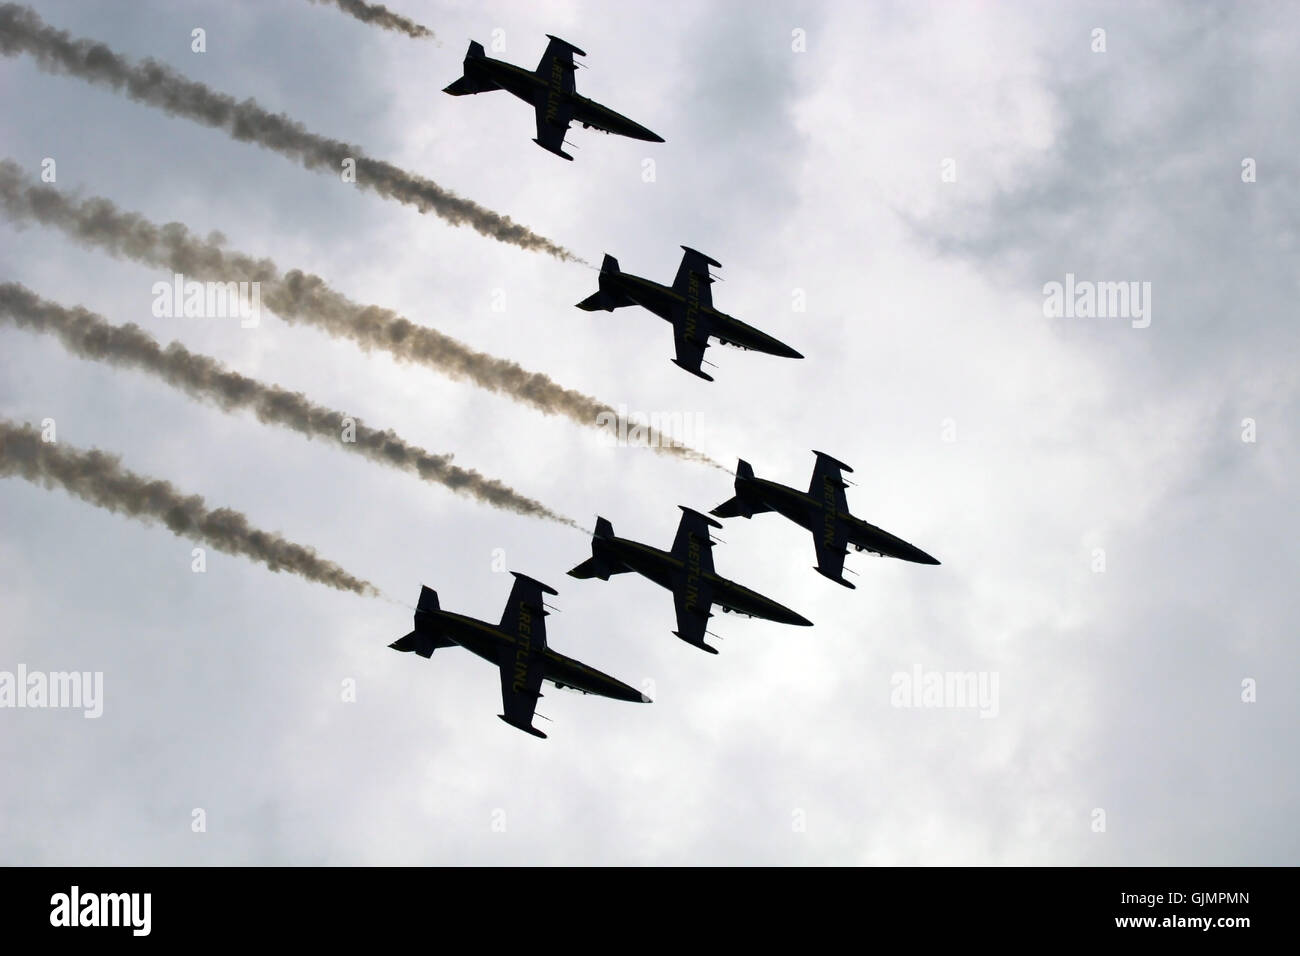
left=392, top=586, right=458, bottom=657
left=575, top=256, right=632, bottom=311
left=709, top=459, right=770, bottom=519
left=567, top=517, right=624, bottom=580
left=443, top=41, right=499, bottom=95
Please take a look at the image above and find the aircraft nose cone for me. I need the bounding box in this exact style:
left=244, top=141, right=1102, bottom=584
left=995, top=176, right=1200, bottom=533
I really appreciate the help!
left=640, top=693, right=653, bottom=703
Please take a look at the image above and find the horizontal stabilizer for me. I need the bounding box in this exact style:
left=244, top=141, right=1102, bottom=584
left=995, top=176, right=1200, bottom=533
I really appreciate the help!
left=567, top=556, right=612, bottom=580
left=443, top=74, right=499, bottom=96
left=576, top=290, right=615, bottom=311
left=710, top=496, right=753, bottom=519
left=444, top=44, right=498, bottom=95
left=389, top=630, right=456, bottom=657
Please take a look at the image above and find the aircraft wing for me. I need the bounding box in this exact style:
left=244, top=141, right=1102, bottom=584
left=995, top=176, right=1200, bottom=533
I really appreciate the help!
left=671, top=584, right=715, bottom=652
left=533, top=96, right=575, bottom=160
left=496, top=643, right=547, bottom=738
left=812, top=521, right=853, bottom=588
left=668, top=508, right=720, bottom=650
left=495, top=573, right=555, bottom=736
left=535, top=36, right=582, bottom=94
left=672, top=247, right=719, bottom=311
left=529, top=36, right=582, bottom=159
left=671, top=322, right=712, bottom=380
left=809, top=452, right=851, bottom=513
left=671, top=507, right=720, bottom=575
left=498, top=572, right=556, bottom=650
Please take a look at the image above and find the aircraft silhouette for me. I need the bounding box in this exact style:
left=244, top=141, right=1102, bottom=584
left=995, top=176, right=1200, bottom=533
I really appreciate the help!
left=711, top=451, right=941, bottom=588
left=444, top=35, right=663, bottom=160
left=577, top=247, right=803, bottom=381
left=390, top=573, right=649, bottom=738
left=568, top=507, right=812, bottom=654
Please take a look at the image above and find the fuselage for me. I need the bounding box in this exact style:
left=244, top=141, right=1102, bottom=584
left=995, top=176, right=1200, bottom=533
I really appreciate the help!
left=471, top=56, right=663, bottom=142
left=740, top=476, right=941, bottom=565
left=417, top=608, right=644, bottom=701
left=603, top=271, right=803, bottom=358
left=593, top=534, right=812, bottom=626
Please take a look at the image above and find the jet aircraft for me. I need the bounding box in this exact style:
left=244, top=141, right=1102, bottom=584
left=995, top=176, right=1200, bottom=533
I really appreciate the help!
left=710, top=451, right=941, bottom=588
left=567, top=507, right=812, bottom=654
left=444, top=35, right=664, bottom=160
left=390, top=573, right=649, bottom=738
left=576, top=247, right=803, bottom=381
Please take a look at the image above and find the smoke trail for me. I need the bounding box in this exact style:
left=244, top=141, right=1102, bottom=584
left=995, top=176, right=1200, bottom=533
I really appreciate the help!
left=308, top=0, right=435, bottom=40
left=0, top=283, right=579, bottom=525
left=0, top=4, right=575, bottom=260
left=0, top=163, right=724, bottom=469
left=0, top=419, right=378, bottom=595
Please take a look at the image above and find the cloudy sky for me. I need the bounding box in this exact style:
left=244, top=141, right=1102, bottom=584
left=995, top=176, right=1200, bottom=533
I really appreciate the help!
left=1, top=0, right=1296, bottom=865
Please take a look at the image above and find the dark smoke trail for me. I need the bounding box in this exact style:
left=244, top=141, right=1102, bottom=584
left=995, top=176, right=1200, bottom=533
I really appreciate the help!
left=0, top=419, right=378, bottom=595
left=0, top=283, right=579, bottom=526
left=308, top=0, right=435, bottom=40
left=0, top=4, right=575, bottom=260
left=0, top=163, right=724, bottom=469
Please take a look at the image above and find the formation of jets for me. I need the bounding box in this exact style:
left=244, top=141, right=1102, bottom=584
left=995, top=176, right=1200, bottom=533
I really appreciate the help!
left=391, top=37, right=941, bottom=737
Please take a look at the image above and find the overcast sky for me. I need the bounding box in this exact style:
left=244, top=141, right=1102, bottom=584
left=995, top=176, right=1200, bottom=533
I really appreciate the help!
left=1, top=0, right=1296, bottom=865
